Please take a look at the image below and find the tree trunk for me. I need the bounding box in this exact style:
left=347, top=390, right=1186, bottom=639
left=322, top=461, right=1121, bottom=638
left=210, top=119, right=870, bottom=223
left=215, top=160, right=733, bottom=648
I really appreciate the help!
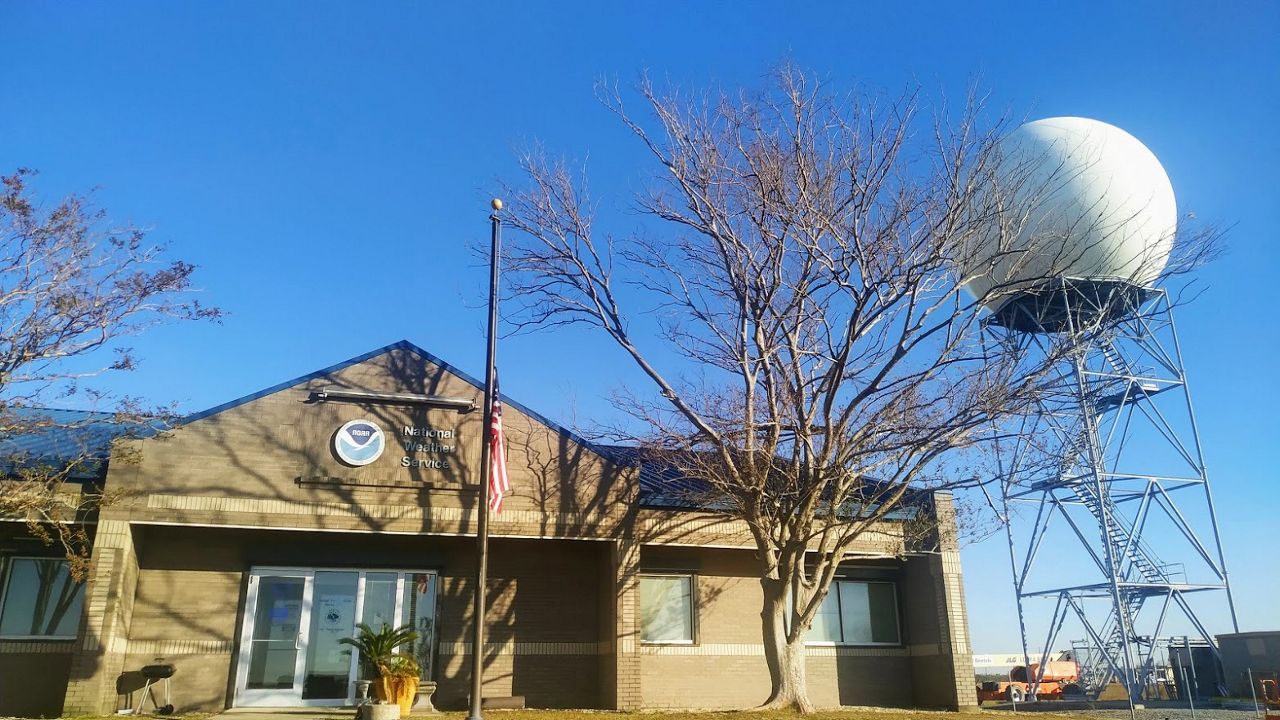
left=758, top=578, right=815, bottom=712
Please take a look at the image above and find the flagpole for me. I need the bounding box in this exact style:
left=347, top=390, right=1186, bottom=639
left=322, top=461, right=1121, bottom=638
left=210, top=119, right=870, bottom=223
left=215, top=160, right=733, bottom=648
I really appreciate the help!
left=468, top=198, right=502, bottom=720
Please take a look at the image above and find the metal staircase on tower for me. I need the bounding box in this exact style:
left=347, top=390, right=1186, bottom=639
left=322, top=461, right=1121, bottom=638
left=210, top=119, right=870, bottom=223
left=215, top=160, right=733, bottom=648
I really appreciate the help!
left=984, top=285, right=1237, bottom=704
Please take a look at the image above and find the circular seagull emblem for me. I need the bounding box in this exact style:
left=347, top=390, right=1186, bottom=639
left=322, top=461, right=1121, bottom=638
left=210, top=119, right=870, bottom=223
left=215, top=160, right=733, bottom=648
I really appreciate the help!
left=334, top=419, right=385, bottom=467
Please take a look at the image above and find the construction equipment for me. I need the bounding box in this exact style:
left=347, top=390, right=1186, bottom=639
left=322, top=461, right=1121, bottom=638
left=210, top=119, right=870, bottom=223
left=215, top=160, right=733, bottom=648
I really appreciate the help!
left=1260, top=677, right=1280, bottom=719
left=977, top=658, right=1083, bottom=703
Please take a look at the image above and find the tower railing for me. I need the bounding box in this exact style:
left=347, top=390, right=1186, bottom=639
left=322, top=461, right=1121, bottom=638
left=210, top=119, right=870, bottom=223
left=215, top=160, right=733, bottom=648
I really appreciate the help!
left=986, top=280, right=1237, bottom=703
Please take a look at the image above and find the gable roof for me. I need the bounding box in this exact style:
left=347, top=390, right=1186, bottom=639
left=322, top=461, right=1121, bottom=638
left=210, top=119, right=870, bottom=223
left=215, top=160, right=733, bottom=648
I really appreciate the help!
left=179, top=340, right=599, bottom=451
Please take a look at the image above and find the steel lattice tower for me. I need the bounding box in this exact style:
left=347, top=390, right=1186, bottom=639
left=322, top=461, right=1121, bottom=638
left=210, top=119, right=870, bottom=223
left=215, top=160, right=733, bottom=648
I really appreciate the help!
left=985, top=279, right=1238, bottom=703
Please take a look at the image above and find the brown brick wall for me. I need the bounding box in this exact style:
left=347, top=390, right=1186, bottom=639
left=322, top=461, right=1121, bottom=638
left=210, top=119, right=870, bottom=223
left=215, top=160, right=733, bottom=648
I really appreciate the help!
left=9, top=523, right=972, bottom=713
left=110, top=346, right=635, bottom=539
left=432, top=536, right=604, bottom=709
left=120, top=527, right=245, bottom=713
left=119, top=652, right=235, bottom=714
left=94, top=525, right=606, bottom=712
left=63, top=520, right=141, bottom=715
left=810, top=655, right=916, bottom=707
left=609, top=540, right=642, bottom=710
left=636, top=546, right=918, bottom=710
left=898, top=492, right=978, bottom=710
left=596, top=542, right=619, bottom=709
left=0, top=645, right=74, bottom=716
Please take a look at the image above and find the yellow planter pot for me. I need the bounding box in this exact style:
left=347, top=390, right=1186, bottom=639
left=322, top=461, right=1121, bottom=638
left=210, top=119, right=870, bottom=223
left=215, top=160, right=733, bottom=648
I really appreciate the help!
left=372, top=676, right=419, bottom=716
left=391, top=677, right=419, bottom=716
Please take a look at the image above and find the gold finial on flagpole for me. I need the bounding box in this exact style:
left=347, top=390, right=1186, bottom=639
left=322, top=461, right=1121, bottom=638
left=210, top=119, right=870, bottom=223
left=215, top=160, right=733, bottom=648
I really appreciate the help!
left=490, top=198, right=503, bottom=211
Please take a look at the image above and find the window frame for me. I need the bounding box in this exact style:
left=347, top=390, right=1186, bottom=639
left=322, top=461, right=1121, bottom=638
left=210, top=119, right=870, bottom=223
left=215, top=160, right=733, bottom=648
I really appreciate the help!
left=802, top=579, right=902, bottom=647
left=0, top=555, right=87, bottom=641
left=637, top=571, right=698, bottom=646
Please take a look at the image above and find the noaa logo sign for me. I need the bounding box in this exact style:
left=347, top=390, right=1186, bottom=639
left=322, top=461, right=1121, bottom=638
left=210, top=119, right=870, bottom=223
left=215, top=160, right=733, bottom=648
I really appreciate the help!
left=333, top=419, right=385, bottom=467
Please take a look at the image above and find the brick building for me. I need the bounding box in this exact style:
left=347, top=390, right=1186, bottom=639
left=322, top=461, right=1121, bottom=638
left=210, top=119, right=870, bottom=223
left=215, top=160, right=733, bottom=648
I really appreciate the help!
left=0, top=341, right=978, bottom=716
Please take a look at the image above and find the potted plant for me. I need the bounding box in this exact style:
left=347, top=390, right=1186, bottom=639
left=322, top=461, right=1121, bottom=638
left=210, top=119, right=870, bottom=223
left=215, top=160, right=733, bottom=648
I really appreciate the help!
left=340, top=623, right=420, bottom=714
left=381, top=654, right=421, bottom=716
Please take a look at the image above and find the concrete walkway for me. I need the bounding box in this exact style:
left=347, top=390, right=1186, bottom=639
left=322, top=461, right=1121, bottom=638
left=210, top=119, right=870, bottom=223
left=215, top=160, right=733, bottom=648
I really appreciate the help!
left=217, top=707, right=353, bottom=712
left=219, top=707, right=446, bottom=720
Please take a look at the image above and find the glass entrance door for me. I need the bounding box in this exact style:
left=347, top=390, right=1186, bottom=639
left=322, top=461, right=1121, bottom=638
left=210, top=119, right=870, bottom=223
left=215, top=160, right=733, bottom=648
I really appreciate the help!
left=302, top=571, right=359, bottom=700
left=234, top=568, right=438, bottom=708
left=238, top=572, right=309, bottom=706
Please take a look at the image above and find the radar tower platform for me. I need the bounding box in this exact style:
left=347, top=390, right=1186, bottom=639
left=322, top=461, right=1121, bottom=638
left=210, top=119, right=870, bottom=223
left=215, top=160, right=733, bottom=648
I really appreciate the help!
left=985, top=278, right=1238, bottom=703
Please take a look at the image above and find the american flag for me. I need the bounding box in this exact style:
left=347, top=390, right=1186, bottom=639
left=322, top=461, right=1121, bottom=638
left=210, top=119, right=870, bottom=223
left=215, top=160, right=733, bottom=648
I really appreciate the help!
left=488, top=379, right=510, bottom=513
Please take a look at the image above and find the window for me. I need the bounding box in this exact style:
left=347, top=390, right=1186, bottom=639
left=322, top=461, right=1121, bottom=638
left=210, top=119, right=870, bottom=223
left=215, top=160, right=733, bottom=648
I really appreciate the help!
left=804, top=580, right=899, bottom=645
left=350, top=571, right=437, bottom=679
left=400, top=572, right=437, bottom=680
left=0, top=557, right=87, bottom=639
left=639, top=573, right=694, bottom=644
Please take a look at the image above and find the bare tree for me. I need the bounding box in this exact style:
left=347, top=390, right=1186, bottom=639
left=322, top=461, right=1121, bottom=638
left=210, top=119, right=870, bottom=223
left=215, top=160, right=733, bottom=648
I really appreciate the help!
left=499, top=68, right=1207, bottom=711
left=0, top=169, right=220, bottom=577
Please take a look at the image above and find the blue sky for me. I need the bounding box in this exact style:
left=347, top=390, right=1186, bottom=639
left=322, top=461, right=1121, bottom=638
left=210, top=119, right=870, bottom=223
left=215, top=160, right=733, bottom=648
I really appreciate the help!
left=2, top=1, right=1276, bottom=654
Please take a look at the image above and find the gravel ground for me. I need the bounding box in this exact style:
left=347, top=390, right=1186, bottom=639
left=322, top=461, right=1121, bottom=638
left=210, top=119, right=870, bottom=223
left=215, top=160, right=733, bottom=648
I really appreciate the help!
left=975, top=706, right=1264, bottom=719
left=1043, top=711, right=1260, bottom=719
left=30, top=707, right=1275, bottom=720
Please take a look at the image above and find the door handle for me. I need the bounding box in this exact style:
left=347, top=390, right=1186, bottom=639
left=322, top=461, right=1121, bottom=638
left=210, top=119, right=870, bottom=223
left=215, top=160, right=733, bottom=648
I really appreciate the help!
left=295, top=634, right=302, bottom=650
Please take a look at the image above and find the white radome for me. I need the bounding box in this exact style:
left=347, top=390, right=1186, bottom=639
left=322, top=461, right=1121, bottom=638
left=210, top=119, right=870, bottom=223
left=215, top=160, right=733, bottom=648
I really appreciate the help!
left=961, top=117, right=1177, bottom=311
